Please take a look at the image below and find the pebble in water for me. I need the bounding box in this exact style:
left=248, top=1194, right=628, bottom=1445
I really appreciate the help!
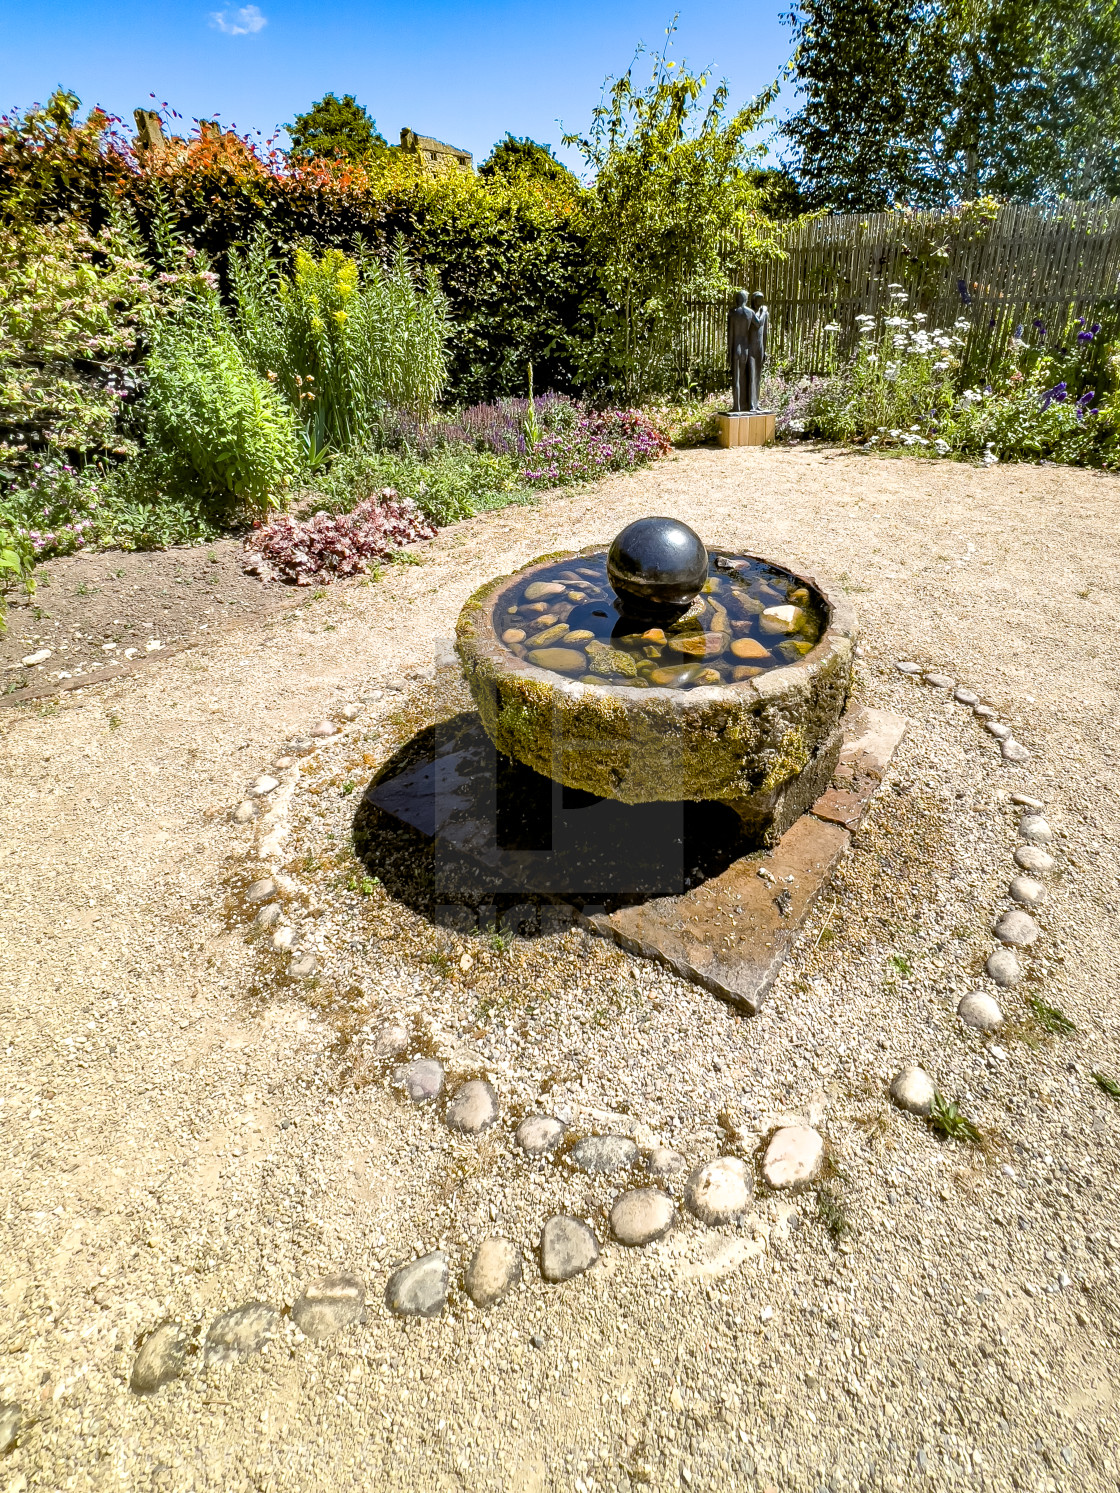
left=129, top=1322, right=189, bottom=1393
left=994, top=908, right=1040, bottom=947
left=958, top=991, right=1004, bottom=1033
left=540, top=1216, right=599, bottom=1282
left=290, top=1275, right=366, bottom=1341
left=1009, top=875, right=1044, bottom=908
left=445, top=1079, right=499, bottom=1135
left=515, top=1115, right=566, bottom=1155
left=571, top=1135, right=638, bottom=1174
left=1019, top=814, right=1053, bottom=844
left=1014, top=844, right=1055, bottom=874
left=203, top=1302, right=277, bottom=1368
left=0, top=1401, right=21, bottom=1455
left=464, top=1239, right=522, bottom=1307
left=1001, top=738, right=1030, bottom=762
left=645, top=1146, right=688, bottom=1177
left=761, top=1126, right=824, bottom=1188
left=385, top=1253, right=448, bottom=1317
left=986, top=721, right=1013, bottom=740
left=954, top=687, right=979, bottom=705
left=393, top=1058, right=444, bottom=1103
left=924, top=673, right=956, bottom=689
left=986, top=947, right=1022, bottom=987
left=684, top=1157, right=752, bottom=1225
left=890, top=1066, right=935, bottom=1117
left=610, top=1189, right=676, bottom=1245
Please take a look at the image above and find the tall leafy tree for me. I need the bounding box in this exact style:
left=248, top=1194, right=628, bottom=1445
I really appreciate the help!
left=286, top=93, right=386, bottom=163
left=781, top=0, right=1120, bottom=207
left=479, top=134, right=578, bottom=187
left=564, top=32, right=778, bottom=393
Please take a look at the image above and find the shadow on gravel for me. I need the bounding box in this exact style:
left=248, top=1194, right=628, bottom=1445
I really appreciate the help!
left=351, top=709, right=749, bottom=936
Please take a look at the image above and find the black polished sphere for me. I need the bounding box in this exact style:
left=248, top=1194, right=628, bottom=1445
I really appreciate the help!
left=607, top=517, right=708, bottom=615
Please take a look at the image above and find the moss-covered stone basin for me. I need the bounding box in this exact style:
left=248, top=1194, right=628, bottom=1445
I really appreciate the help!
left=455, top=545, right=857, bottom=845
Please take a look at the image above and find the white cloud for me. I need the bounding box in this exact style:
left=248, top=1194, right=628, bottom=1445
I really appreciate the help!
left=210, top=5, right=267, bottom=35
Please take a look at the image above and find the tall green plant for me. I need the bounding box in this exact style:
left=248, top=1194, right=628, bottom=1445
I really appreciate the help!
left=230, top=236, right=449, bottom=452
left=145, top=296, right=300, bottom=514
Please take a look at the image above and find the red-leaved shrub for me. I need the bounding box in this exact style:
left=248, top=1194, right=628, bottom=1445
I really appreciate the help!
left=245, top=489, right=434, bottom=585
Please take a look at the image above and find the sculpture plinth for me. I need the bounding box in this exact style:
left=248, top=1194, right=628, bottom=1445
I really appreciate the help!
left=718, top=412, right=775, bottom=448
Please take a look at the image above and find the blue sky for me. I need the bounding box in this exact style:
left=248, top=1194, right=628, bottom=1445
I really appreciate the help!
left=0, top=1, right=793, bottom=171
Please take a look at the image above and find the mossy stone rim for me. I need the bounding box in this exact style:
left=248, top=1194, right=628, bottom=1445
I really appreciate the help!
left=455, top=544, right=857, bottom=808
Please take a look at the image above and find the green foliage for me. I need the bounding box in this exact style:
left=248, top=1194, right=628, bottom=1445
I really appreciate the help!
left=287, top=93, right=387, bottom=163
left=144, top=296, right=301, bottom=514
left=928, top=1091, right=982, bottom=1144
left=1026, top=995, right=1076, bottom=1035
left=563, top=29, right=779, bottom=395
left=1093, top=1072, right=1120, bottom=1100
left=0, top=516, right=35, bottom=630
left=231, top=236, right=450, bottom=448
left=479, top=135, right=578, bottom=187
left=319, top=442, right=528, bottom=526
left=782, top=0, right=1120, bottom=208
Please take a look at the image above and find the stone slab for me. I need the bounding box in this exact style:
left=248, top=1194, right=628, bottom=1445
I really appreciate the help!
left=718, top=412, right=776, bottom=448
left=588, top=811, right=850, bottom=1014
left=588, top=705, right=908, bottom=1013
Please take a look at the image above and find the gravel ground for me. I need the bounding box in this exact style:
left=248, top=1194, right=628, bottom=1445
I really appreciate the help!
left=1, top=443, right=1119, bottom=1493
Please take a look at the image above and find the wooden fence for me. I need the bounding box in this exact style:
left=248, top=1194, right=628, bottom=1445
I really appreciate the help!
left=678, top=199, right=1120, bottom=379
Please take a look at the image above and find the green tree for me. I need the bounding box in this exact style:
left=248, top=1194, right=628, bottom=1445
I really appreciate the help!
left=286, top=93, right=386, bottom=163
left=564, top=31, right=778, bottom=395
left=781, top=0, right=1120, bottom=208
left=479, top=134, right=578, bottom=187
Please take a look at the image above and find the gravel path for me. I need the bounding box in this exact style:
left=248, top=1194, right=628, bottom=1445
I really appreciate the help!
left=1, top=444, right=1119, bottom=1493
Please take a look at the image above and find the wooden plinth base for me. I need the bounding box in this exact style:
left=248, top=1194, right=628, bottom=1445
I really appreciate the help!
left=718, top=411, right=775, bottom=448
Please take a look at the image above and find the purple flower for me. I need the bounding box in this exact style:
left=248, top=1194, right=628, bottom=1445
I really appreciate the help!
left=1077, top=330, right=1094, bottom=343
left=1040, top=381, right=1068, bottom=412
left=957, top=279, right=972, bottom=305
left=1075, top=389, right=1098, bottom=420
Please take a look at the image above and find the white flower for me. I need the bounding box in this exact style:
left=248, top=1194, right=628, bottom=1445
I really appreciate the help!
left=884, top=316, right=905, bottom=327
left=889, top=428, right=902, bottom=437
left=909, top=424, right=920, bottom=431
left=884, top=364, right=900, bottom=381
left=934, top=438, right=950, bottom=454
left=914, top=312, right=928, bottom=322
left=823, top=322, right=841, bottom=332
left=789, top=419, right=805, bottom=432
left=953, top=318, right=970, bottom=330
left=892, top=336, right=908, bottom=349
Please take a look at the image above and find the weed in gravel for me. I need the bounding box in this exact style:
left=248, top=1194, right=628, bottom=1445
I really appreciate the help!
left=1093, top=1072, right=1120, bottom=1100
left=1026, top=995, right=1076, bottom=1034
left=426, top=951, right=453, bottom=976
left=888, top=953, right=913, bottom=978
left=929, top=1091, right=982, bottom=1144
left=486, top=928, right=514, bottom=954
left=816, top=1183, right=850, bottom=1239
left=108, top=713, right=121, bottom=730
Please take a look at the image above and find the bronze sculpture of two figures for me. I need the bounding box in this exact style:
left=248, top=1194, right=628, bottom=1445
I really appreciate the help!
left=728, top=290, right=768, bottom=413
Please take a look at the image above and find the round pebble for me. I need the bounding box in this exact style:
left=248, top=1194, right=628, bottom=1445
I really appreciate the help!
left=254, top=902, right=281, bottom=930
left=571, top=1135, right=637, bottom=1174
left=203, top=1301, right=277, bottom=1368
left=0, top=1401, right=21, bottom=1455
left=761, top=1126, right=824, bottom=1188
left=232, top=801, right=257, bottom=824
left=539, top=1216, right=599, bottom=1282
left=251, top=775, right=279, bottom=796
left=894, top=661, right=921, bottom=674
left=289, top=954, right=318, bottom=979
left=291, top=1274, right=366, bottom=1341
left=610, top=1189, right=676, bottom=1245
left=994, top=908, right=1040, bottom=947
left=340, top=703, right=361, bottom=720
left=986, top=947, right=1022, bottom=987
left=272, top=926, right=295, bottom=951
left=464, top=1238, right=522, bottom=1307
left=310, top=720, right=339, bottom=738
left=130, top=1322, right=188, bottom=1394
left=1001, top=738, right=1030, bottom=762
left=1019, top=814, right=1053, bottom=844
left=958, top=991, right=1004, bottom=1033
left=924, top=673, right=956, bottom=689
left=273, top=756, right=294, bottom=770
left=246, top=877, right=276, bottom=903
left=953, top=687, right=979, bottom=705
left=890, top=1066, right=935, bottom=1117
left=1014, top=844, right=1055, bottom=874
left=986, top=721, right=1012, bottom=740
left=393, top=1058, right=444, bottom=1104
left=366, top=1020, right=409, bottom=1057
left=445, top=1078, right=499, bottom=1135
left=21, top=649, right=51, bottom=667
left=973, top=704, right=997, bottom=719
left=645, top=1146, right=688, bottom=1177
left=684, top=1156, right=752, bottom=1225
left=1009, top=875, right=1044, bottom=908
left=515, top=1115, right=566, bottom=1155
left=385, top=1253, right=448, bottom=1317
left=1011, top=792, right=1044, bottom=809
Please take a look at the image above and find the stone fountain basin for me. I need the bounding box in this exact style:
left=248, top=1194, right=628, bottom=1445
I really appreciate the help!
left=455, top=546, right=857, bottom=845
